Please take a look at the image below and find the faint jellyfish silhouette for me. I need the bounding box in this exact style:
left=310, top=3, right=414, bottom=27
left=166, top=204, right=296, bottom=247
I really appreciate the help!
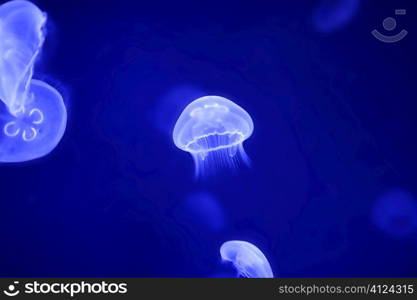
left=173, top=96, right=254, bottom=177
left=175, top=192, right=226, bottom=232
left=312, top=0, right=360, bottom=33
left=220, top=240, right=273, bottom=278
left=371, top=189, right=417, bottom=239
left=0, top=0, right=67, bottom=162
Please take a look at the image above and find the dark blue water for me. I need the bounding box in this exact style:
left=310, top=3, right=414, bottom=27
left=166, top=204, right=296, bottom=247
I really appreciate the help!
left=0, top=0, right=416, bottom=277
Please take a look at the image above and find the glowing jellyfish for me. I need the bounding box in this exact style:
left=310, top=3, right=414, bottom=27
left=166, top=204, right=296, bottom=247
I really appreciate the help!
left=0, top=0, right=67, bottom=162
left=312, top=0, right=360, bottom=33
left=173, top=96, right=253, bottom=177
left=372, top=189, right=417, bottom=239
left=220, top=240, right=273, bottom=278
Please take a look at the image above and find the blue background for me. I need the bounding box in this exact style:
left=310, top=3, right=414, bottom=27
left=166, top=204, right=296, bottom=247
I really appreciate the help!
left=0, top=0, right=416, bottom=277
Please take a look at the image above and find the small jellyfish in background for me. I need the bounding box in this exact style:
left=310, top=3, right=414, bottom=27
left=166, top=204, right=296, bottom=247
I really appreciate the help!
left=312, top=0, right=360, bottom=33
left=220, top=240, right=274, bottom=278
left=0, top=0, right=67, bottom=162
left=371, top=189, right=417, bottom=239
left=175, top=192, right=226, bottom=232
left=173, top=96, right=254, bottom=177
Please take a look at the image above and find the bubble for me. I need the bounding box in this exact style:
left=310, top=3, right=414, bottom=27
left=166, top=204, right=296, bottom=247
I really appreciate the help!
left=220, top=240, right=274, bottom=278
left=0, top=0, right=67, bottom=162
left=173, top=96, right=253, bottom=177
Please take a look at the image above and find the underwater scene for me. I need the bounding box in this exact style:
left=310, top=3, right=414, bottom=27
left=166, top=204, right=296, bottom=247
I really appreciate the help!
left=0, top=0, right=416, bottom=277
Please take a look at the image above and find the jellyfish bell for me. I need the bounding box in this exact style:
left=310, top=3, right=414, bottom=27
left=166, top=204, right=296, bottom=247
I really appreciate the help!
left=220, top=240, right=273, bottom=278
left=173, top=96, right=254, bottom=177
left=0, top=0, right=67, bottom=162
left=0, top=0, right=47, bottom=115
left=0, top=79, right=67, bottom=162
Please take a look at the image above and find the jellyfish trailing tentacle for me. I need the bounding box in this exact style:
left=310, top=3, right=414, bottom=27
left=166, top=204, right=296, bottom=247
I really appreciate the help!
left=0, top=0, right=46, bottom=114
left=0, top=0, right=67, bottom=162
left=220, top=240, right=274, bottom=278
left=173, top=96, right=254, bottom=177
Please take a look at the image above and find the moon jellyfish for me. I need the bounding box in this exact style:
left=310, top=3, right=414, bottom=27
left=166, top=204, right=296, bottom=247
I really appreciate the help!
left=312, top=0, right=360, bottom=33
left=220, top=240, right=273, bottom=278
left=173, top=96, right=253, bottom=177
left=371, top=189, right=417, bottom=239
left=0, top=0, right=67, bottom=162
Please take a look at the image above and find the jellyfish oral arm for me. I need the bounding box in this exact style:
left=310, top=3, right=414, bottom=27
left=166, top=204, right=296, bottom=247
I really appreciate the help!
left=0, top=0, right=46, bottom=115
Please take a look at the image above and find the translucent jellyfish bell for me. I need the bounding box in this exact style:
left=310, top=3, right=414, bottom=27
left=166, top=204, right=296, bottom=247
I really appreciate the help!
left=220, top=240, right=273, bottom=278
left=173, top=96, right=254, bottom=177
left=0, top=0, right=67, bottom=162
left=0, top=79, right=67, bottom=162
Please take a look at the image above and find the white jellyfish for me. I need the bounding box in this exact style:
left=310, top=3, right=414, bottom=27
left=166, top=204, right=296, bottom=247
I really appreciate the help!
left=0, top=0, right=67, bottom=162
left=220, top=240, right=274, bottom=278
left=173, top=96, right=253, bottom=177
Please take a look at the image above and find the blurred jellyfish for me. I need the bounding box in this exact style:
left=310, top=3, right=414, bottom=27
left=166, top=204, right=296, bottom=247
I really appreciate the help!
left=312, top=0, right=360, bottom=33
left=0, top=0, right=67, bottom=162
left=372, top=189, right=417, bottom=239
left=153, top=85, right=205, bottom=136
left=173, top=96, right=253, bottom=177
left=175, top=192, right=226, bottom=232
left=220, top=240, right=273, bottom=278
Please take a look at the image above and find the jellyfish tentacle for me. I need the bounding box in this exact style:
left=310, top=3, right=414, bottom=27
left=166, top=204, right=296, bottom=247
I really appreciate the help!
left=227, top=144, right=238, bottom=157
